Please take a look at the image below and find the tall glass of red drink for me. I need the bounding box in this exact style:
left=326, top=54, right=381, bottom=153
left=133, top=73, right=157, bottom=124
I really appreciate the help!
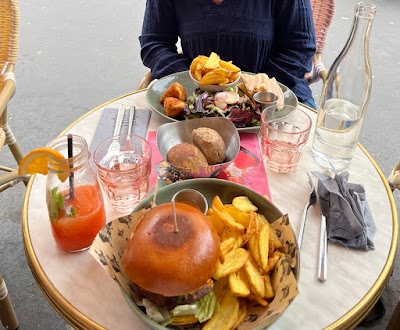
left=46, top=135, right=106, bottom=252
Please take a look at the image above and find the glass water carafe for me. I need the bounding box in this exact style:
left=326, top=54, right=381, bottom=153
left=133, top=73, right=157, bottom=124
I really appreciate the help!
left=311, top=2, right=376, bottom=171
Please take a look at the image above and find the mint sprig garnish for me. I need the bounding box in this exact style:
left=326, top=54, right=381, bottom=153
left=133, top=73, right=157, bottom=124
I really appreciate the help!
left=48, top=187, right=77, bottom=221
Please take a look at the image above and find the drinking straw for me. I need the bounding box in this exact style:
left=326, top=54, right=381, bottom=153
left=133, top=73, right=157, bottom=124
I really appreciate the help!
left=67, top=134, right=74, bottom=199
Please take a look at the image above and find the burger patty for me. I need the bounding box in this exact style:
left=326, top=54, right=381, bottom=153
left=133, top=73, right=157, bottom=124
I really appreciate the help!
left=139, top=282, right=213, bottom=309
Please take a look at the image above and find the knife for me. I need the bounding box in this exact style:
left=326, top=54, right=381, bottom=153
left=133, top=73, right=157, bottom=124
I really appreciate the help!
left=317, top=183, right=329, bottom=282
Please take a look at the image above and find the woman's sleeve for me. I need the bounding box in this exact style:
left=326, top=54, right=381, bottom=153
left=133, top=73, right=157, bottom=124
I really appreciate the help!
left=139, top=0, right=191, bottom=79
left=266, top=0, right=316, bottom=95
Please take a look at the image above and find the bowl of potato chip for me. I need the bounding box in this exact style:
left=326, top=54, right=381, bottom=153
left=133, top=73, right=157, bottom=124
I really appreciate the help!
left=121, top=178, right=300, bottom=330
left=189, top=52, right=241, bottom=92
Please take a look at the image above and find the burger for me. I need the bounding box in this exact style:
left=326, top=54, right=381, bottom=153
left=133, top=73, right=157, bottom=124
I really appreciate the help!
left=121, top=202, right=221, bottom=327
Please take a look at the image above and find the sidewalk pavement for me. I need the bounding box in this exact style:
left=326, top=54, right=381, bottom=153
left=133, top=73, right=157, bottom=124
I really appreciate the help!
left=0, top=0, right=398, bottom=328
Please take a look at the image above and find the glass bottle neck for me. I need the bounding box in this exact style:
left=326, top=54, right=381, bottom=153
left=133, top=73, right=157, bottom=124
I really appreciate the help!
left=344, top=3, right=376, bottom=56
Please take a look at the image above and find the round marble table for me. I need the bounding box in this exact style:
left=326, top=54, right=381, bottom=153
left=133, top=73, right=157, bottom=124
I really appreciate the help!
left=22, top=90, right=398, bottom=330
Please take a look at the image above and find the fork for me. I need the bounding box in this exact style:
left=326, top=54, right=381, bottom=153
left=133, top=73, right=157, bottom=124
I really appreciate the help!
left=298, top=172, right=317, bottom=249
left=121, top=105, right=135, bottom=154
left=120, top=106, right=137, bottom=165
left=107, top=103, right=125, bottom=154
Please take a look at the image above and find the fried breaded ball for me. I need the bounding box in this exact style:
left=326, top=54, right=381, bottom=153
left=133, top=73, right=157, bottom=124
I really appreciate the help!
left=160, top=82, right=187, bottom=104
left=163, top=97, right=187, bottom=118
left=167, top=143, right=208, bottom=170
left=191, top=127, right=226, bottom=165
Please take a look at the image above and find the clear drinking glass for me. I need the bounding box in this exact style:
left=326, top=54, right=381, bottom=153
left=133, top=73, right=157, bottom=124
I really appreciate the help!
left=94, top=134, right=152, bottom=213
left=260, top=105, right=312, bottom=173
left=46, top=134, right=106, bottom=252
left=311, top=2, right=376, bottom=171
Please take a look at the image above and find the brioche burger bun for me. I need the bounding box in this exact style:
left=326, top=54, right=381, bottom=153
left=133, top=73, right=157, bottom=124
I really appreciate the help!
left=121, top=202, right=220, bottom=326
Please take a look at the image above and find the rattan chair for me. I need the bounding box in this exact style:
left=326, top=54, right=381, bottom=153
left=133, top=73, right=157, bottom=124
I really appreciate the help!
left=305, top=0, right=336, bottom=84
left=0, top=1, right=23, bottom=329
left=387, top=163, right=400, bottom=329
left=0, top=0, right=25, bottom=192
left=0, top=275, right=18, bottom=330
left=388, top=162, right=400, bottom=192
left=137, top=71, right=153, bottom=90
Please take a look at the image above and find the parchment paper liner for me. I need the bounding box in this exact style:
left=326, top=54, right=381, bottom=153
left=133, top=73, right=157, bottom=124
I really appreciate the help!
left=89, top=209, right=299, bottom=329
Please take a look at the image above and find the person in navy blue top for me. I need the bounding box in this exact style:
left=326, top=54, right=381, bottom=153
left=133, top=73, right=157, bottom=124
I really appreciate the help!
left=139, top=0, right=317, bottom=108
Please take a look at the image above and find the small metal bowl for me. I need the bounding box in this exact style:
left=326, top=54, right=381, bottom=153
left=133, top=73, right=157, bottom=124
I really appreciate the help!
left=156, top=117, right=240, bottom=178
left=253, top=91, right=278, bottom=111
left=171, top=189, right=208, bottom=214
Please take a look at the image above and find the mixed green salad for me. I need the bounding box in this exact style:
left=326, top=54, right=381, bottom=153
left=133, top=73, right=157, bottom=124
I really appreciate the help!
left=183, top=87, right=261, bottom=128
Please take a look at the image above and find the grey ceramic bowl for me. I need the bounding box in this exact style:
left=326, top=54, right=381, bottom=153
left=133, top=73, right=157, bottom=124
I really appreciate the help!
left=156, top=117, right=240, bottom=178
left=123, top=178, right=300, bottom=330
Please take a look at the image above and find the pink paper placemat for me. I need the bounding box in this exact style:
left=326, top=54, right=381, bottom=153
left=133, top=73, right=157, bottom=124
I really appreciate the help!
left=147, top=131, right=271, bottom=200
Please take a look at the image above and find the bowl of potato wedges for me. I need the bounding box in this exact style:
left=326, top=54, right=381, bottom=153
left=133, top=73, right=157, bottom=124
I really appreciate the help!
left=189, top=52, right=241, bottom=92
left=122, top=178, right=300, bottom=330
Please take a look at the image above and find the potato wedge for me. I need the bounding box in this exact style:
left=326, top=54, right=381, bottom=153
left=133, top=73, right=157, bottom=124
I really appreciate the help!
left=194, top=68, right=203, bottom=82
left=266, top=251, right=284, bottom=273
left=229, top=268, right=251, bottom=297
left=264, top=274, right=274, bottom=299
left=247, top=294, right=268, bottom=307
left=220, top=226, right=242, bottom=243
left=207, top=213, right=225, bottom=235
left=211, top=67, right=231, bottom=78
left=203, top=52, right=221, bottom=70
left=270, top=225, right=283, bottom=249
left=220, top=237, right=236, bottom=258
left=217, top=78, right=231, bottom=86
left=259, top=223, right=270, bottom=271
left=225, top=205, right=251, bottom=227
left=232, top=196, right=258, bottom=212
left=228, top=71, right=240, bottom=82
left=219, top=59, right=241, bottom=73
left=234, top=234, right=244, bottom=249
left=232, top=301, right=248, bottom=330
left=200, top=71, right=229, bottom=86
left=257, top=213, right=283, bottom=249
left=254, top=213, right=263, bottom=234
left=213, top=208, right=245, bottom=231
left=190, top=55, right=207, bottom=76
left=213, top=248, right=249, bottom=279
left=243, top=258, right=265, bottom=297
left=202, top=291, right=239, bottom=330
left=248, top=232, right=261, bottom=267
left=211, top=195, right=225, bottom=211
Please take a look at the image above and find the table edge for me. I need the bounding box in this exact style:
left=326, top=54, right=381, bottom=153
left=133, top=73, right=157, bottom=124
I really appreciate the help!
left=21, top=94, right=399, bottom=330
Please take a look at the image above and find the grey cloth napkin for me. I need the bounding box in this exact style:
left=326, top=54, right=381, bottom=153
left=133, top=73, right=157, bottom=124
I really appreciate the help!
left=312, top=171, right=376, bottom=251
left=89, top=107, right=151, bottom=156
